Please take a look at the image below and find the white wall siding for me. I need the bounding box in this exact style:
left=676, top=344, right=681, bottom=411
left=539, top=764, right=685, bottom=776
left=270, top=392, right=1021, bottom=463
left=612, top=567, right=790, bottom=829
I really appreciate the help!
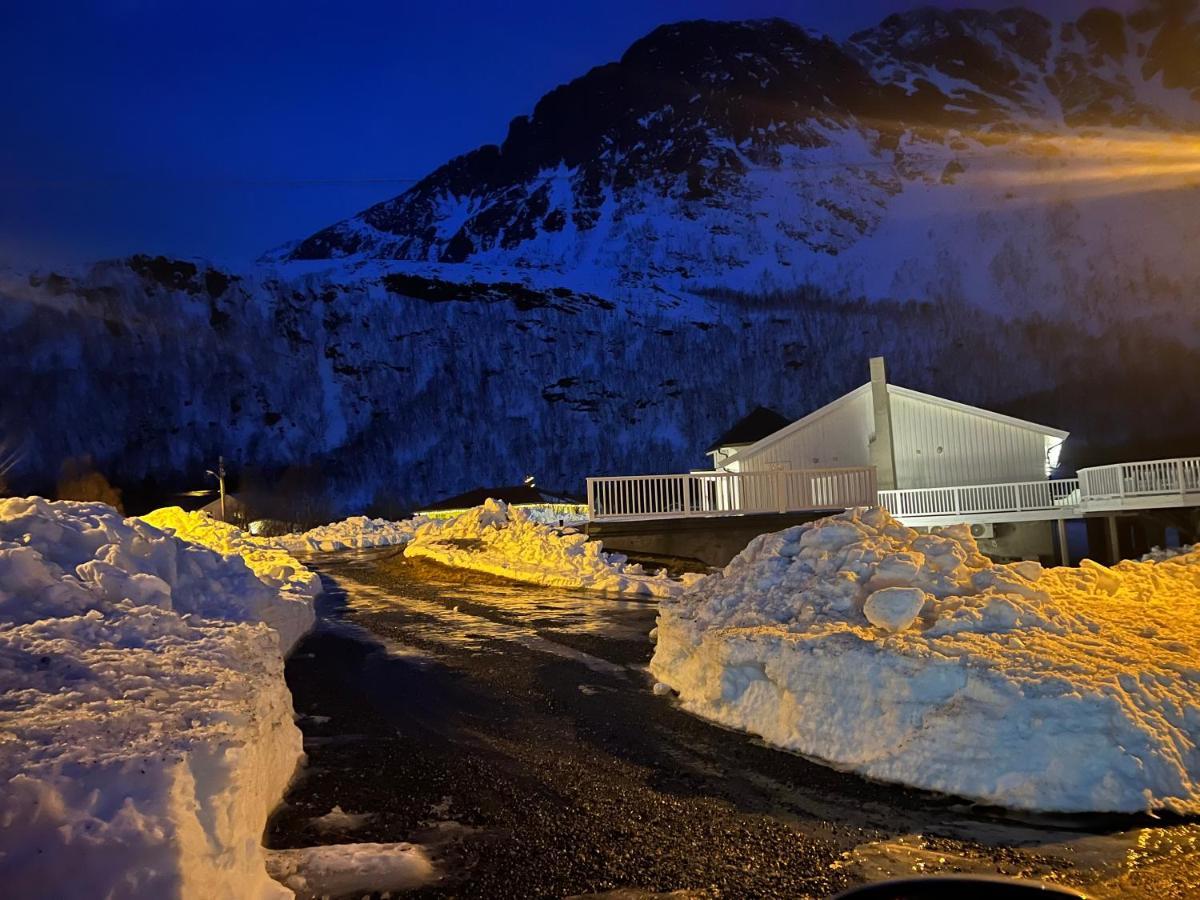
left=890, top=392, right=1047, bottom=489
left=734, top=389, right=873, bottom=473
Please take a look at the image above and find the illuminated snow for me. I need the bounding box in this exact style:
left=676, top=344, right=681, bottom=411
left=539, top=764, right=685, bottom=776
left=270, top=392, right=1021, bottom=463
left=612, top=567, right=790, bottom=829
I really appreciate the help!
left=405, top=499, right=684, bottom=597
left=140, top=506, right=318, bottom=651
left=650, top=507, right=1200, bottom=813
left=0, top=497, right=318, bottom=897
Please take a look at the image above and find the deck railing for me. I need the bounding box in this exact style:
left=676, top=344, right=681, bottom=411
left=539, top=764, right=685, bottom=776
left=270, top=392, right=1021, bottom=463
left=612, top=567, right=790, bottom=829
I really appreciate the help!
left=586, top=467, right=877, bottom=522
left=1078, top=457, right=1200, bottom=501
left=878, top=479, right=1080, bottom=520
left=585, top=456, right=1200, bottom=524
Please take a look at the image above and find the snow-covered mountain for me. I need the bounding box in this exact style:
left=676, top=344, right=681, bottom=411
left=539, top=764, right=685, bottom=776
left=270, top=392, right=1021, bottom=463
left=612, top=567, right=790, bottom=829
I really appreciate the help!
left=4, top=4, right=1200, bottom=516
left=4, top=255, right=1197, bottom=517
left=282, top=4, right=1200, bottom=319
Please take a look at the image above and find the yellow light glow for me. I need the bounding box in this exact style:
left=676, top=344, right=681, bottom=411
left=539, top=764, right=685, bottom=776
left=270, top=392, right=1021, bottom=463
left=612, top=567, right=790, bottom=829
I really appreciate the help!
left=946, top=129, right=1200, bottom=201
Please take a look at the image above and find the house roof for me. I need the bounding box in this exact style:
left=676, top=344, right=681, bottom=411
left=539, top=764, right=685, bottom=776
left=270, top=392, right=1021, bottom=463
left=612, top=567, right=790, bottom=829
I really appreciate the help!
left=719, top=383, right=1068, bottom=468
left=887, top=384, right=1069, bottom=440
left=418, top=483, right=582, bottom=511
left=705, top=406, right=792, bottom=453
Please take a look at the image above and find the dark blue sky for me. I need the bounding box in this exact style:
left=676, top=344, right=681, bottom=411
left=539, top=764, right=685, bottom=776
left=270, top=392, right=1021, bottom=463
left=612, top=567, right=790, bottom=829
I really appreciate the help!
left=1, top=0, right=1122, bottom=267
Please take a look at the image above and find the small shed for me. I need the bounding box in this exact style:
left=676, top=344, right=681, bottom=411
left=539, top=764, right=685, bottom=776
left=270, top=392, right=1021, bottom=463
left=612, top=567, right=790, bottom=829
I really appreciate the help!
left=200, top=493, right=248, bottom=524
left=705, top=406, right=792, bottom=468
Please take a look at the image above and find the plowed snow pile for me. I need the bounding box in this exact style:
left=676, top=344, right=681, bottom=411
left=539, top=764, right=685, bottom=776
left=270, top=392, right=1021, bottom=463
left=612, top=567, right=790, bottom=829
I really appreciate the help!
left=405, top=499, right=684, bottom=597
left=650, top=507, right=1200, bottom=814
left=0, top=498, right=316, bottom=897
left=141, top=506, right=319, bottom=648
left=275, top=515, right=422, bottom=553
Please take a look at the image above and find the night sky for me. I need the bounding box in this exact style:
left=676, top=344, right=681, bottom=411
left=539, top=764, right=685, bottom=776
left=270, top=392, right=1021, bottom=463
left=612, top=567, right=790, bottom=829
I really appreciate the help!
left=1, top=0, right=1134, bottom=268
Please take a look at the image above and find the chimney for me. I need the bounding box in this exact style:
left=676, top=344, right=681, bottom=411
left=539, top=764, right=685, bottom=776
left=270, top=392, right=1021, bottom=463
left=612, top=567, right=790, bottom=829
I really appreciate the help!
left=869, top=356, right=897, bottom=491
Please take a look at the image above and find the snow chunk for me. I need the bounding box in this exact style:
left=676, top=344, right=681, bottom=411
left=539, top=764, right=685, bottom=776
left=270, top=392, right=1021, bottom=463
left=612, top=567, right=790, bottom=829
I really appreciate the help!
left=1142, top=543, right=1199, bottom=563
left=276, top=514, right=424, bottom=553
left=404, top=499, right=683, bottom=597
left=0, top=497, right=316, bottom=898
left=863, top=586, right=926, bottom=632
left=650, top=507, right=1200, bottom=814
left=265, top=841, right=435, bottom=898
left=310, top=804, right=372, bottom=833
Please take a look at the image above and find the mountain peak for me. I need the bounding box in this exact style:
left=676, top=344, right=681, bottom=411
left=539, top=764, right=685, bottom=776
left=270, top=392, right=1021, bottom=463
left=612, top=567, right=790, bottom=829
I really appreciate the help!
left=281, top=3, right=1200, bottom=319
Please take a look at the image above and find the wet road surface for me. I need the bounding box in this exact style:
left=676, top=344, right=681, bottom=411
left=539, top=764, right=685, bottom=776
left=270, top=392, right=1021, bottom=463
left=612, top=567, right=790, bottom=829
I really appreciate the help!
left=265, top=548, right=1200, bottom=899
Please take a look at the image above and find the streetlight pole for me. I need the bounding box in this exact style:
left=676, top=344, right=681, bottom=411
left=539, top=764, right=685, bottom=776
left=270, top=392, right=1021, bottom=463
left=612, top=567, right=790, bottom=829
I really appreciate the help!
left=206, top=456, right=227, bottom=521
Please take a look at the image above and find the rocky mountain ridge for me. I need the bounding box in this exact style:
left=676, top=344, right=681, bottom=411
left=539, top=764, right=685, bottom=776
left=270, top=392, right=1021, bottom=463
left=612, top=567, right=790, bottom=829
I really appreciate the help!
left=279, top=3, right=1200, bottom=319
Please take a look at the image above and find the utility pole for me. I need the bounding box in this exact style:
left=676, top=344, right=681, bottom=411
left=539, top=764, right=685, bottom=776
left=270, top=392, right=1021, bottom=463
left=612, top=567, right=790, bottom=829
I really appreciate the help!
left=207, top=456, right=227, bottom=521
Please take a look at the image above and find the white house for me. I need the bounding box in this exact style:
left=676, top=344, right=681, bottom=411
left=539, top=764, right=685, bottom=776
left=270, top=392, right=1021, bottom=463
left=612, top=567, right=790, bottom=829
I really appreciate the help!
left=713, top=358, right=1068, bottom=493
left=585, top=357, right=1199, bottom=564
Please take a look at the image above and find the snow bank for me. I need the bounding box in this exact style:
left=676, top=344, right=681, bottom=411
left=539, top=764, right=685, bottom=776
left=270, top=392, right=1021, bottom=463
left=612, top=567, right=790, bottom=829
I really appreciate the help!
left=405, top=499, right=683, bottom=597
left=650, top=507, right=1200, bottom=814
left=0, top=498, right=313, bottom=897
left=140, top=506, right=318, bottom=651
left=274, top=515, right=422, bottom=553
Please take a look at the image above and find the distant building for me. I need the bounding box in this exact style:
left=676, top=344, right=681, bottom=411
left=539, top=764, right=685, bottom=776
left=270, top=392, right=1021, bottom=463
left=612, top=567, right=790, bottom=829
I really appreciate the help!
left=200, top=493, right=247, bottom=524
left=417, top=483, right=584, bottom=520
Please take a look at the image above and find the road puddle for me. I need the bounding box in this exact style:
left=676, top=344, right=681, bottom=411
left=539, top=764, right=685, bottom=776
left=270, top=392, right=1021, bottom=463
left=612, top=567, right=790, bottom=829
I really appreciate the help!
left=329, top=571, right=638, bottom=676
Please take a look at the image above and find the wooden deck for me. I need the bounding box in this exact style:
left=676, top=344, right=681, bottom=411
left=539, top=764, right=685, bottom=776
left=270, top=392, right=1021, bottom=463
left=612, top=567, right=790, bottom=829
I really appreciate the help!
left=586, top=467, right=876, bottom=523
left=587, top=457, right=1200, bottom=527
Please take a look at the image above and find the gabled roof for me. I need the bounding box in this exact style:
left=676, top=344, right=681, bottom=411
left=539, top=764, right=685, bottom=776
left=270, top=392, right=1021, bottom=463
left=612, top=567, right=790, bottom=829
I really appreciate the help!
left=886, top=384, right=1069, bottom=440
left=718, top=386, right=871, bottom=466
left=705, top=406, right=792, bottom=453
left=719, top=383, right=1068, bottom=468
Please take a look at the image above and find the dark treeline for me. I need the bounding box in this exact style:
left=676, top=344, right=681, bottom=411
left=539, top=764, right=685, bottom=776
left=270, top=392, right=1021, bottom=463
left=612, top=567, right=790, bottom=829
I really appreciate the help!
left=2, top=260, right=1197, bottom=522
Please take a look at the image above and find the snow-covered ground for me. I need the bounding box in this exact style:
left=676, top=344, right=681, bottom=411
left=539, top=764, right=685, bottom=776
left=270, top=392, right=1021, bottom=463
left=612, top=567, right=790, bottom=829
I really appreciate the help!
left=0, top=498, right=317, bottom=897
left=405, top=499, right=686, bottom=597
left=274, top=514, right=423, bottom=553
left=650, top=507, right=1200, bottom=814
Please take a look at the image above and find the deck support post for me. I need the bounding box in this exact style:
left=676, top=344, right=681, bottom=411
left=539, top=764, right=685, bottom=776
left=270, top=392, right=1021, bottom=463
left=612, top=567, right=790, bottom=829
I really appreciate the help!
left=1106, top=515, right=1121, bottom=564
left=1056, top=518, right=1069, bottom=566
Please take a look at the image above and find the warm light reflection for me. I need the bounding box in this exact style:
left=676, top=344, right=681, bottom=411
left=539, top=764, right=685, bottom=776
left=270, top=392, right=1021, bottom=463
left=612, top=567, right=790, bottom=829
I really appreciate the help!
left=917, top=127, right=1200, bottom=202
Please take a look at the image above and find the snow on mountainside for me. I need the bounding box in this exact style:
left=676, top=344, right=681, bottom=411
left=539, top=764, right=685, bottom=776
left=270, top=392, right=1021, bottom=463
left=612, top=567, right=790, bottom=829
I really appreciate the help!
left=3, top=256, right=1198, bottom=516
left=281, top=4, right=1200, bottom=318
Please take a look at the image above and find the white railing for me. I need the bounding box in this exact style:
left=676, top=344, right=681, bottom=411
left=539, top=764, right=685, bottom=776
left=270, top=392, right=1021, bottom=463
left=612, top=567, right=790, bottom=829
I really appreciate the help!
left=586, top=467, right=877, bottom=522
left=878, top=479, right=1080, bottom=520
left=586, top=456, right=1200, bottom=524
left=1078, top=457, right=1200, bottom=502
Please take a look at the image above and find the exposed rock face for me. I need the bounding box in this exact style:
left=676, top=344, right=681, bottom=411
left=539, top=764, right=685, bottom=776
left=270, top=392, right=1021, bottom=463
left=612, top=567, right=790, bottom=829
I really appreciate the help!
left=280, top=4, right=1200, bottom=319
